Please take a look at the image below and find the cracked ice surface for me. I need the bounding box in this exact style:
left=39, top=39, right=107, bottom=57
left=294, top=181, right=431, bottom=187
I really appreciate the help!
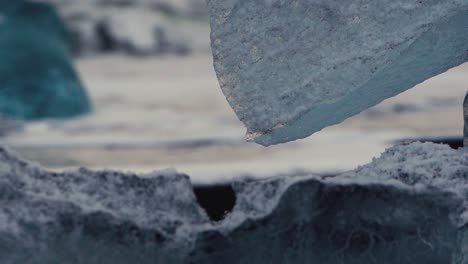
left=208, top=0, right=468, bottom=145
left=0, top=142, right=467, bottom=263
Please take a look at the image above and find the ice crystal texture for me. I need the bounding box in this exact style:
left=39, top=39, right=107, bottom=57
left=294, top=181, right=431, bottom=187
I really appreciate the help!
left=0, top=143, right=466, bottom=263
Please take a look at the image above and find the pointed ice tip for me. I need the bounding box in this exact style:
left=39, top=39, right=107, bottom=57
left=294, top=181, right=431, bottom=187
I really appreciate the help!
left=246, top=123, right=289, bottom=146
left=245, top=130, right=261, bottom=142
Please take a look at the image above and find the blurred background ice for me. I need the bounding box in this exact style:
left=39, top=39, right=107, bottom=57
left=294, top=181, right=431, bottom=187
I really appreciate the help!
left=1, top=0, right=467, bottom=183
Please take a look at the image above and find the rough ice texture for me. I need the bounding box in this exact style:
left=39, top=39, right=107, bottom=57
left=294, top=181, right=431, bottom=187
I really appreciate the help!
left=0, top=1, right=91, bottom=120
left=207, top=0, right=468, bottom=145
left=0, top=147, right=209, bottom=263
left=0, top=142, right=467, bottom=263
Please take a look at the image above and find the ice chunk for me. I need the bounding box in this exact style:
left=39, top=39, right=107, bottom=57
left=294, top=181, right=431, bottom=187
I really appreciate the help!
left=195, top=143, right=468, bottom=264
left=0, top=1, right=91, bottom=120
left=0, top=147, right=209, bottom=263
left=207, top=0, right=468, bottom=145
left=0, top=143, right=467, bottom=263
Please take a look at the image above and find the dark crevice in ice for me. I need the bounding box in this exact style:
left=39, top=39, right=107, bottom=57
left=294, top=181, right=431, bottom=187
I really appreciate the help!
left=193, top=184, right=236, bottom=222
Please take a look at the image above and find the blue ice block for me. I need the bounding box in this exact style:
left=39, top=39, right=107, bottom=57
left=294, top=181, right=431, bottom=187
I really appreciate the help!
left=0, top=1, right=91, bottom=120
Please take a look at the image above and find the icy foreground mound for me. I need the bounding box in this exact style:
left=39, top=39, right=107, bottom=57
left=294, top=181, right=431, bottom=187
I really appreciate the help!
left=0, top=1, right=91, bottom=120
left=0, top=143, right=467, bottom=263
left=208, top=0, right=468, bottom=145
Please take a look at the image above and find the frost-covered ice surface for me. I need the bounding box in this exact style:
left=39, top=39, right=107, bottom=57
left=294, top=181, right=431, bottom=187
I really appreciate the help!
left=208, top=0, right=468, bottom=145
left=0, top=142, right=467, bottom=263
left=0, top=146, right=210, bottom=263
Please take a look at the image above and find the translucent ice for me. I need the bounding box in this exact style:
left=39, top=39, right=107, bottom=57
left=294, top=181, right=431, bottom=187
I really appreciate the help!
left=0, top=1, right=91, bottom=120
left=208, top=0, right=468, bottom=145
left=0, top=143, right=467, bottom=263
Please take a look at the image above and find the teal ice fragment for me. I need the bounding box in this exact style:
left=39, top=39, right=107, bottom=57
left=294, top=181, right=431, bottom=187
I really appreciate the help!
left=0, top=0, right=91, bottom=120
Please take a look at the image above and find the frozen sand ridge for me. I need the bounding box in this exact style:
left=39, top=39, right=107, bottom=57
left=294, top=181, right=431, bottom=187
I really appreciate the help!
left=208, top=0, right=468, bottom=145
left=0, top=142, right=467, bottom=263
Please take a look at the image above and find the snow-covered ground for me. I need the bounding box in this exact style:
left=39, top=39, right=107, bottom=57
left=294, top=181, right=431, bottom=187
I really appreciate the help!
left=2, top=54, right=466, bottom=183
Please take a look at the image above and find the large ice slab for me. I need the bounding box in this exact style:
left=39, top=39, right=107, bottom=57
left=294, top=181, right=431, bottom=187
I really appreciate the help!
left=0, top=1, right=91, bottom=120
left=207, top=0, right=468, bottom=145
left=0, top=142, right=466, bottom=263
